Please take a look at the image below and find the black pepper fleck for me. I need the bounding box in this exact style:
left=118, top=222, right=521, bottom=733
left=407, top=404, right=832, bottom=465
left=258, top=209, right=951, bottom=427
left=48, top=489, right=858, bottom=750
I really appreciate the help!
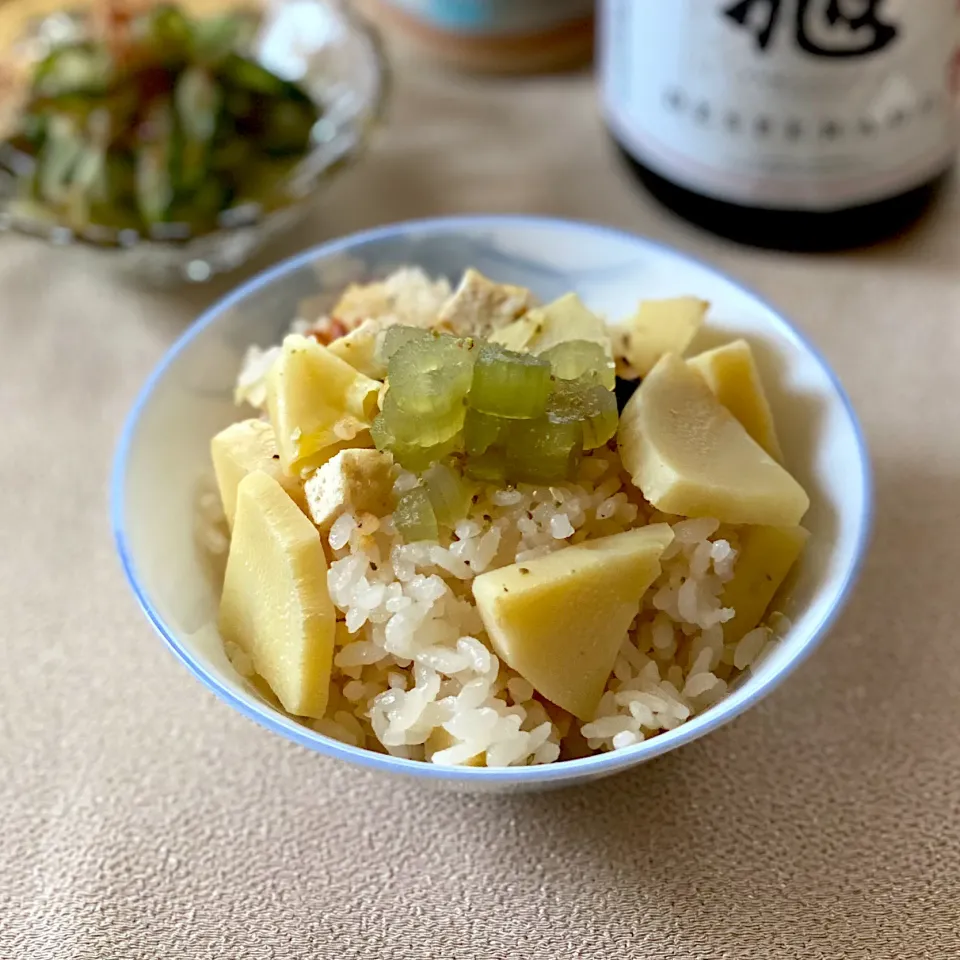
left=272, top=454, right=280, bottom=459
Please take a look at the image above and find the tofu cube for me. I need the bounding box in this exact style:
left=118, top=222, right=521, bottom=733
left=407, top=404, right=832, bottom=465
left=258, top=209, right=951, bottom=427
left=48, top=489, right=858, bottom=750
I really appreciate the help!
left=438, top=269, right=535, bottom=338
left=304, top=448, right=395, bottom=531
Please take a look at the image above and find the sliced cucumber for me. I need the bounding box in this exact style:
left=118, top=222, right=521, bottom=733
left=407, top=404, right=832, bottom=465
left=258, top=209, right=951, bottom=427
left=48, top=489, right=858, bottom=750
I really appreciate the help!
left=469, top=343, right=552, bottom=420
left=394, top=486, right=439, bottom=543
left=506, top=417, right=582, bottom=484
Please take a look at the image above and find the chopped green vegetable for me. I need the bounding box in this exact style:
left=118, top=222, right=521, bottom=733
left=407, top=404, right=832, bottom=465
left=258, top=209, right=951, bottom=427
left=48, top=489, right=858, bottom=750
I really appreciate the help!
left=547, top=379, right=618, bottom=450
left=175, top=67, right=220, bottom=191
left=131, top=4, right=193, bottom=66
left=33, top=44, right=113, bottom=98
left=506, top=417, right=583, bottom=484
left=37, top=115, right=84, bottom=206
left=465, top=451, right=507, bottom=484
left=463, top=408, right=505, bottom=457
left=2, top=3, right=322, bottom=238
left=372, top=414, right=462, bottom=472
left=388, top=334, right=475, bottom=418
left=379, top=389, right=466, bottom=448
left=219, top=52, right=289, bottom=97
left=176, top=67, right=220, bottom=141
left=379, top=325, right=433, bottom=364
left=64, top=133, right=108, bottom=227
left=190, top=12, right=258, bottom=65
left=372, top=311, right=621, bottom=481
left=394, top=486, right=440, bottom=542
left=469, top=343, right=552, bottom=419
left=424, top=462, right=474, bottom=528
left=260, top=98, right=318, bottom=155
left=135, top=99, right=175, bottom=226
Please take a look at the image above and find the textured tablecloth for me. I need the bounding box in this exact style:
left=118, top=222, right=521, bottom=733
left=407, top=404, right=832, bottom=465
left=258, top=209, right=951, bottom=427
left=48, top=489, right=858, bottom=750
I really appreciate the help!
left=3, top=48, right=960, bottom=960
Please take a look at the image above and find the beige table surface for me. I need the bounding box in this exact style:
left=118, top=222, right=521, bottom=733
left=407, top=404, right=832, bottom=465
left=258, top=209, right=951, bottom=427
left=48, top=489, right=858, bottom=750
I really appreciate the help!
left=3, top=51, right=960, bottom=960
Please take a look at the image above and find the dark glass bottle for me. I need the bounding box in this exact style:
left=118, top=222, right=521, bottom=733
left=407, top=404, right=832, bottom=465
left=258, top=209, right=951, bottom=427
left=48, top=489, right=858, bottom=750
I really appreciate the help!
left=598, top=0, right=958, bottom=251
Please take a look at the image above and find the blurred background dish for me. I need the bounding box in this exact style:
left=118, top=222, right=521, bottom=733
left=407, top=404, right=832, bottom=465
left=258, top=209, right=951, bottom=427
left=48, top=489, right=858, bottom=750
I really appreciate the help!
left=0, top=0, right=387, bottom=282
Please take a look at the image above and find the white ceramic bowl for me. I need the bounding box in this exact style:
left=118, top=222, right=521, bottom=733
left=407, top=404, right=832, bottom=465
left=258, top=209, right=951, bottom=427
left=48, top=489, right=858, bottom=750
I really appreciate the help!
left=112, top=216, right=872, bottom=792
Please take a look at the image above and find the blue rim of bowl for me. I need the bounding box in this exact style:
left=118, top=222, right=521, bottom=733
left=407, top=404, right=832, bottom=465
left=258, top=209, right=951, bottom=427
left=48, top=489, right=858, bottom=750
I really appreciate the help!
left=111, top=214, right=874, bottom=786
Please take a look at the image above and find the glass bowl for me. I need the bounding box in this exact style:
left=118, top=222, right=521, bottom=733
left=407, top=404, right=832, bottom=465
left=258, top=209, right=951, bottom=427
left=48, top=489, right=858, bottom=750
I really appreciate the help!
left=0, top=0, right=387, bottom=283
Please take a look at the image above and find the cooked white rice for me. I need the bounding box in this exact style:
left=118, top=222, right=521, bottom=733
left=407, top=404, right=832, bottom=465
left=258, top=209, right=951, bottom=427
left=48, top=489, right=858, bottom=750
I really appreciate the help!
left=214, top=444, right=779, bottom=766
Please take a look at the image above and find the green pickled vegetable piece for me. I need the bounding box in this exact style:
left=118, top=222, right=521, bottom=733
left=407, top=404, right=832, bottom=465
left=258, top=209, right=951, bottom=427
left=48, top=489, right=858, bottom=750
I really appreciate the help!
left=506, top=418, right=582, bottom=484
left=397, top=436, right=462, bottom=473
left=29, top=95, right=98, bottom=129
left=19, top=112, right=47, bottom=146
left=64, top=137, right=109, bottom=228
left=260, top=99, right=317, bottom=154
left=469, top=343, right=552, bottom=419
left=234, top=156, right=299, bottom=209
left=465, top=451, right=507, bottom=485
left=379, top=325, right=433, bottom=364
left=135, top=100, right=175, bottom=225
left=175, top=67, right=220, bottom=191
left=582, top=402, right=618, bottom=450
left=84, top=156, right=137, bottom=229
left=73, top=145, right=107, bottom=197
left=33, top=44, right=113, bottom=98
left=370, top=411, right=394, bottom=453
left=380, top=390, right=466, bottom=448
left=179, top=139, right=209, bottom=195
left=190, top=12, right=257, bottom=65
left=37, top=116, right=83, bottom=206
left=543, top=340, right=615, bottom=390
left=394, top=486, right=439, bottom=543
left=106, top=152, right=135, bottom=190
left=424, top=462, right=473, bottom=528
left=220, top=53, right=289, bottom=97
left=371, top=411, right=462, bottom=472
left=222, top=88, right=255, bottom=121
left=132, top=4, right=193, bottom=65
left=209, top=130, right=252, bottom=177
left=463, top=408, right=506, bottom=457
left=547, top=380, right=618, bottom=450
left=167, top=177, right=230, bottom=233
left=176, top=67, right=220, bottom=141
left=388, top=334, right=475, bottom=418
